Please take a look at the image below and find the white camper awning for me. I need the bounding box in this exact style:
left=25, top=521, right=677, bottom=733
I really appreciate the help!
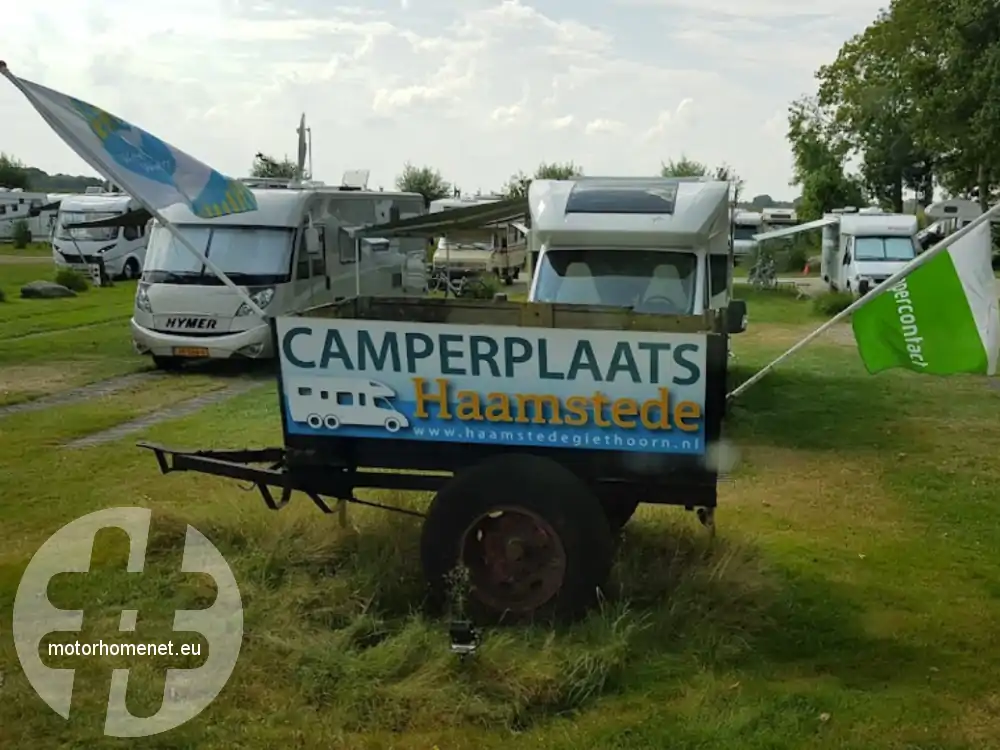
left=753, top=216, right=837, bottom=242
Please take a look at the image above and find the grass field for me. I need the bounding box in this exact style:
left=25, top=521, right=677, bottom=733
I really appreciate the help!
left=0, top=240, right=53, bottom=257
left=0, top=259, right=147, bottom=405
left=1, top=259, right=999, bottom=748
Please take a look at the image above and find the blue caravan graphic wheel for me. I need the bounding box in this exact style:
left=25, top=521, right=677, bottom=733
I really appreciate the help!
left=384, top=417, right=401, bottom=433
left=306, top=414, right=322, bottom=429
left=324, top=415, right=340, bottom=429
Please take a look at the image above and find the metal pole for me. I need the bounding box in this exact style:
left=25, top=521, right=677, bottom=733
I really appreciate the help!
left=307, top=128, right=313, bottom=180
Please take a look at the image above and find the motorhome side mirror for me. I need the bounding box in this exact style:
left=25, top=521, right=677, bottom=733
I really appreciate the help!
left=843, top=253, right=851, bottom=264
left=304, top=227, right=321, bottom=254
left=726, top=299, right=748, bottom=334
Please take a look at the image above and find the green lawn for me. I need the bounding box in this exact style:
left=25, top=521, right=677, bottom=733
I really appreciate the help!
left=0, top=241, right=52, bottom=257
left=1, top=285, right=999, bottom=748
left=0, top=261, right=148, bottom=404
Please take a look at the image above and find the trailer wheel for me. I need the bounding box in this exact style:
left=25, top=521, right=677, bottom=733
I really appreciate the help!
left=421, top=454, right=613, bottom=623
left=323, top=415, right=340, bottom=429
left=384, top=416, right=401, bottom=432
left=600, top=498, right=640, bottom=533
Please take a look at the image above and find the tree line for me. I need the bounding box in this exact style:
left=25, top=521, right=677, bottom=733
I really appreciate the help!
left=3, top=148, right=787, bottom=212
left=787, top=0, right=999, bottom=219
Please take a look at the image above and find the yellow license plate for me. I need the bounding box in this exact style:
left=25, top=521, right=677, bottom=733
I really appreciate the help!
left=172, top=347, right=210, bottom=358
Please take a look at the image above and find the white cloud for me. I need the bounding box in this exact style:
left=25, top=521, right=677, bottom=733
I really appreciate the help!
left=584, top=119, right=626, bottom=135
left=0, top=0, right=889, bottom=197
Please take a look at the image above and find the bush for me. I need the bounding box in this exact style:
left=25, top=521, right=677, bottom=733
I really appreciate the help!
left=11, top=219, right=31, bottom=249
left=783, top=245, right=809, bottom=273
left=812, top=291, right=853, bottom=317
left=55, top=267, right=90, bottom=292
left=463, top=272, right=503, bottom=299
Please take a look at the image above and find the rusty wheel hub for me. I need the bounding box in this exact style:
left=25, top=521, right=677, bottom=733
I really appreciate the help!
left=461, top=508, right=567, bottom=614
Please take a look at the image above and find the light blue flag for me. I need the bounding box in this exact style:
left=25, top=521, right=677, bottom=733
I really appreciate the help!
left=0, top=60, right=256, bottom=219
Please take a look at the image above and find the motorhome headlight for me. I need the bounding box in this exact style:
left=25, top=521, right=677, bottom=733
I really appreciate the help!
left=236, top=287, right=276, bottom=316
left=135, top=282, right=152, bottom=313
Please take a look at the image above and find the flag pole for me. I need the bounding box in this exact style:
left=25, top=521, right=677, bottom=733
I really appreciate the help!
left=0, top=60, right=266, bottom=318
left=728, top=201, right=1000, bottom=400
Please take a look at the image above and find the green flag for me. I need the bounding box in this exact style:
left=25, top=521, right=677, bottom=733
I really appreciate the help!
left=851, top=222, right=998, bottom=375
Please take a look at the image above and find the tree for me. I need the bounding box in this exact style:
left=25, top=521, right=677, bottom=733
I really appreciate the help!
left=395, top=163, right=451, bottom=207
left=660, top=156, right=743, bottom=204
left=500, top=161, right=583, bottom=199
left=250, top=153, right=298, bottom=179
left=659, top=156, right=708, bottom=178
left=786, top=96, right=865, bottom=220
left=893, top=0, right=1000, bottom=209
left=816, top=12, right=934, bottom=211
left=0, top=153, right=29, bottom=190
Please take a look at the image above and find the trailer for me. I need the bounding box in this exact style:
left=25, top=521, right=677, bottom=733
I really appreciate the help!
left=140, top=293, right=732, bottom=622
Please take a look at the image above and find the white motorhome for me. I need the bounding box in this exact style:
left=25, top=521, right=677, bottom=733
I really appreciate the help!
left=130, top=187, right=427, bottom=369
left=430, top=195, right=527, bottom=284
left=285, top=377, right=409, bottom=432
left=918, top=198, right=983, bottom=251
left=52, top=192, right=149, bottom=279
left=526, top=177, right=746, bottom=330
left=754, top=207, right=919, bottom=295
left=761, top=207, right=797, bottom=232
left=731, top=210, right=762, bottom=259
left=0, top=188, right=65, bottom=242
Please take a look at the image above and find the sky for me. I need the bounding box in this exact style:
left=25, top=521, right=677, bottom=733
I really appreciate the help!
left=0, top=0, right=888, bottom=200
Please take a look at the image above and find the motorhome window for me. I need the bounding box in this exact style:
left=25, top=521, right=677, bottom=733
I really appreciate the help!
left=338, top=228, right=357, bottom=264
left=311, top=227, right=326, bottom=275
left=0, top=206, right=5, bottom=215
left=374, top=397, right=393, bottom=410
left=331, top=200, right=376, bottom=226
left=733, top=225, right=757, bottom=241
left=564, top=184, right=677, bottom=214
left=123, top=225, right=141, bottom=241
left=532, top=249, right=697, bottom=313
left=296, top=249, right=311, bottom=279
left=337, top=392, right=353, bottom=406
left=359, top=393, right=367, bottom=406
left=142, top=225, right=293, bottom=284
left=298, top=387, right=312, bottom=396
left=854, top=236, right=916, bottom=261
left=709, top=255, right=728, bottom=297
left=56, top=212, right=119, bottom=241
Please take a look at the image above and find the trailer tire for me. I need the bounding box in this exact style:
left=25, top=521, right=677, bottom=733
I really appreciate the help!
left=421, top=453, right=613, bottom=624
left=600, top=498, right=640, bottom=533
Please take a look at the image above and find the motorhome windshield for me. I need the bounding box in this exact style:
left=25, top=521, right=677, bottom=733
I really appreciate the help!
left=533, top=249, right=698, bottom=314
left=143, top=225, right=294, bottom=285
left=855, top=235, right=915, bottom=261
left=733, top=225, right=757, bottom=241
left=56, top=212, right=120, bottom=242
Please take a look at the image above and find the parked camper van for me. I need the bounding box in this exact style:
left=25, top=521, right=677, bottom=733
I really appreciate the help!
left=754, top=207, right=919, bottom=296
left=0, top=188, right=64, bottom=242
left=918, top=199, right=983, bottom=251
left=731, top=210, right=761, bottom=259
left=526, top=177, right=747, bottom=330
left=52, top=192, right=149, bottom=279
left=430, top=196, right=528, bottom=284
left=761, top=207, right=797, bottom=233
left=130, top=187, right=427, bottom=369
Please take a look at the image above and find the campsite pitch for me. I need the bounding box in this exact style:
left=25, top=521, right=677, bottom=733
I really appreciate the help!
left=0, top=261, right=999, bottom=748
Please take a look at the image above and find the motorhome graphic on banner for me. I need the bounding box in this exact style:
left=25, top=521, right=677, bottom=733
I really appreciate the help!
left=275, top=318, right=708, bottom=455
